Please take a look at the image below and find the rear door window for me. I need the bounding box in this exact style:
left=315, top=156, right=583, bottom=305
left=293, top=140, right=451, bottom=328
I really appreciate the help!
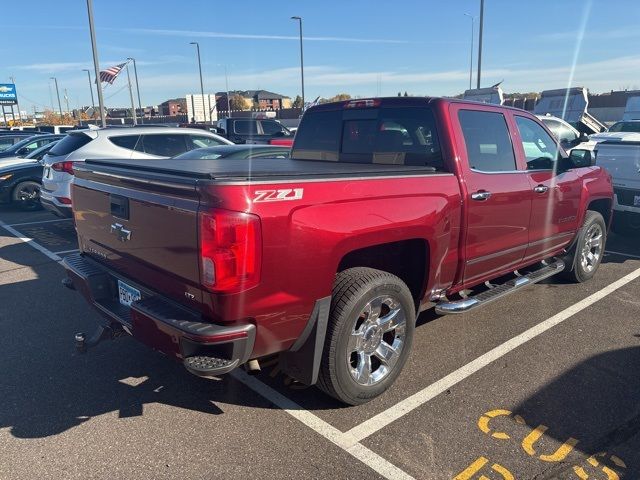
left=458, top=110, right=517, bottom=172
left=109, top=135, right=141, bottom=151
left=141, top=134, right=189, bottom=157
left=233, top=120, right=259, bottom=135
left=47, top=133, right=92, bottom=157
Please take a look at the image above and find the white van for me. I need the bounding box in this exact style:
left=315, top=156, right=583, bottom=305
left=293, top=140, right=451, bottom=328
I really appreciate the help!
left=595, top=140, right=640, bottom=233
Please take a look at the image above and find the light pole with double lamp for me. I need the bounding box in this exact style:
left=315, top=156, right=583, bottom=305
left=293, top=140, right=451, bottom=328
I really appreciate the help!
left=50, top=77, right=63, bottom=116
left=82, top=69, right=96, bottom=112
left=190, top=42, right=208, bottom=123
left=127, top=57, right=144, bottom=123
left=291, top=16, right=305, bottom=109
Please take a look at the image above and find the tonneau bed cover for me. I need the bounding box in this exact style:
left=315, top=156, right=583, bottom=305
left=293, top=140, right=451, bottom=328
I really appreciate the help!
left=82, top=157, right=439, bottom=182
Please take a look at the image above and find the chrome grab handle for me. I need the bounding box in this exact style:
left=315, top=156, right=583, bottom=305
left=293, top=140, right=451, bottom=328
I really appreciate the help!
left=534, top=185, right=549, bottom=194
left=471, top=191, right=492, bottom=201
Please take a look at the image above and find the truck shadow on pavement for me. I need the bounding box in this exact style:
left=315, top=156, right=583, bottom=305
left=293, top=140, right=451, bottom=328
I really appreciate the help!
left=505, top=346, right=640, bottom=478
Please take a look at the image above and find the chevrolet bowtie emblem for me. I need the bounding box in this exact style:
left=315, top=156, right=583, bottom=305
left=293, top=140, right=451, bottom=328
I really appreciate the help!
left=110, top=223, right=131, bottom=242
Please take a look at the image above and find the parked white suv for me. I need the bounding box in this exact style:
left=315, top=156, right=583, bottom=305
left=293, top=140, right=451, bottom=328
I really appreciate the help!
left=594, top=138, right=640, bottom=233
left=41, top=126, right=232, bottom=217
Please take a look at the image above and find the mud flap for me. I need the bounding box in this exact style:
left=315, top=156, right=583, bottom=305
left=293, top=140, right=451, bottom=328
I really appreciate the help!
left=279, top=296, right=331, bottom=385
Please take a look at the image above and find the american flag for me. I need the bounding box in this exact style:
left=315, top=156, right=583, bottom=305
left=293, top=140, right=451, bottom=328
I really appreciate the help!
left=99, top=63, right=126, bottom=84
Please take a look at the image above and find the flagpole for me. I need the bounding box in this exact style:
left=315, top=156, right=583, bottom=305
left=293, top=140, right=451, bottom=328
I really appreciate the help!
left=86, top=0, right=106, bottom=127
left=126, top=63, right=137, bottom=125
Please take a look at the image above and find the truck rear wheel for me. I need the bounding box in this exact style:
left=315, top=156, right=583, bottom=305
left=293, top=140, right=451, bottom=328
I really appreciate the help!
left=317, top=267, right=415, bottom=405
left=562, top=210, right=606, bottom=283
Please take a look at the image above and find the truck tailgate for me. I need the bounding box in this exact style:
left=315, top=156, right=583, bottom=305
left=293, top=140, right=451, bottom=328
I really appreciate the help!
left=72, top=163, right=204, bottom=310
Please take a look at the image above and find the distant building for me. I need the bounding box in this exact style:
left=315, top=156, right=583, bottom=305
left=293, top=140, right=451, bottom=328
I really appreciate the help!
left=217, top=90, right=292, bottom=111
left=159, top=98, right=186, bottom=116
left=587, top=90, right=640, bottom=125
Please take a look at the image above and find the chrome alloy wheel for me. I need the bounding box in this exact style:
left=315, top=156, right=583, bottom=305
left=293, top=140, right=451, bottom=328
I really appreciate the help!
left=347, top=295, right=407, bottom=386
left=580, top=222, right=604, bottom=273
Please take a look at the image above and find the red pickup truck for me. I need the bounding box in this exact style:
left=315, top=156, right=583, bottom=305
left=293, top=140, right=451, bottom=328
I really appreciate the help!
left=63, top=97, right=613, bottom=405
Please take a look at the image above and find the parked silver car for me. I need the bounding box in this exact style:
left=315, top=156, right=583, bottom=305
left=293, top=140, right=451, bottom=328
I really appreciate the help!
left=40, top=126, right=232, bottom=217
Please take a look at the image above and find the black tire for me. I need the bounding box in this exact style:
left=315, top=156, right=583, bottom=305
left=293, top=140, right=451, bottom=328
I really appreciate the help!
left=317, top=267, right=415, bottom=405
left=11, top=181, right=42, bottom=211
left=561, top=210, right=606, bottom=283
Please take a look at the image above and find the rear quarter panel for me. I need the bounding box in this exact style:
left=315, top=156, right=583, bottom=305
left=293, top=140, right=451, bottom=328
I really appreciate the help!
left=200, top=174, right=462, bottom=357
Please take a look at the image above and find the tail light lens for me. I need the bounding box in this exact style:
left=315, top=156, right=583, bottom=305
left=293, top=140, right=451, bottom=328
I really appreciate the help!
left=199, top=209, right=262, bottom=293
left=51, top=161, right=74, bottom=175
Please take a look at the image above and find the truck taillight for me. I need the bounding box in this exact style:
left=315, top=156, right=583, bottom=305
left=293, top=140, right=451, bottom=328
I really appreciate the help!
left=198, top=209, right=262, bottom=293
left=51, top=161, right=74, bottom=175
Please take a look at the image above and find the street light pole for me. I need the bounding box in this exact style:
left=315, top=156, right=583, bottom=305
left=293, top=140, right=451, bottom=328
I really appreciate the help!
left=127, top=57, right=144, bottom=123
left=82, top=69, right=96, bottom=112
left=224, top=65, right=231, bottom=117
left=50, top=77, right=63, bottom=117
left=9, top=76, right=22, bottom=123
left=291, top=16, right=305, bottom=109
left=463, top=14, right=474, bottom=91
left=477, top=0, right=484, bottom=89
left=125, top=63, right=137, bottom=125
left=86, top=0, right=106, bottom=127
left=190, top=42, right=208, bottom=124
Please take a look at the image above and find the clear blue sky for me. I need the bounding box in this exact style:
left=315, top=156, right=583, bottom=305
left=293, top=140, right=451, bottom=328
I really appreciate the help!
left=2, top=0, right=640, bottom=113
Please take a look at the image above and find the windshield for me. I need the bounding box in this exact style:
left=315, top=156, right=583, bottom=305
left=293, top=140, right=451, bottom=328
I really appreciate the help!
left=608, top=121, right=640, bottom=133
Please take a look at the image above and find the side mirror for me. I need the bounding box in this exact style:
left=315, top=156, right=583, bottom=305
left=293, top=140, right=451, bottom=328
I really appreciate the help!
left=217, top=128, right=226, bottom=135
left=17, top=147, right=30, bottom=156
left=569, top=149, right=595, bottom=168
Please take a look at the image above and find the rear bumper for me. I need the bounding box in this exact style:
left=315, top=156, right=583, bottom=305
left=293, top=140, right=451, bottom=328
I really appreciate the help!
left=40, top=191, right=73, bottom=218
left=62, top=253, right=256, bottom=377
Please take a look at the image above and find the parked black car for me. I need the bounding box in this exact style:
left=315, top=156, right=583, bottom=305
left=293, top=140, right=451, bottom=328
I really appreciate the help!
left=0, top=141, right=59, bottom=210
left=215, top=117, right=293, bottom=144
left=0, top=133, right=37, bottom=152
left=0, top=134, right=65, bottom=158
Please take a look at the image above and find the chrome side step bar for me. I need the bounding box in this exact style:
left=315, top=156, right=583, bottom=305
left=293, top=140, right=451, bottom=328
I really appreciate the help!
left=435, top=258, right=565, bottom=315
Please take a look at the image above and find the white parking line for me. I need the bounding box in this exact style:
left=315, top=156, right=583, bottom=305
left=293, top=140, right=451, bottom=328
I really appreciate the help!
left=345, top=265, right=640, bottom=443
left=232, top=370, right=415, bottom=480
left=605, top=250, right=640, bottom=260
left=0, top=219, right=62, bottom=262
left=8, top=218, right=73, bottom=227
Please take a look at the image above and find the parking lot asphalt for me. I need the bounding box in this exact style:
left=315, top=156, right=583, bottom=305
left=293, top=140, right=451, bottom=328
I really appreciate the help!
left=1, top=203, right=639, bottom=479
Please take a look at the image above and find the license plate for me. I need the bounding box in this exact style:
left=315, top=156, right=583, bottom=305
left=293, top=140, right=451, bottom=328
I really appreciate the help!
left=118, top=280, right=141, bottom=307
left=634, top=195, right=640, bottom=207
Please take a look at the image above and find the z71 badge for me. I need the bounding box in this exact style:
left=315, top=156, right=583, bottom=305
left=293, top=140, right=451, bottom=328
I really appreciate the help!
left=253, top=188, right=303, bottom=203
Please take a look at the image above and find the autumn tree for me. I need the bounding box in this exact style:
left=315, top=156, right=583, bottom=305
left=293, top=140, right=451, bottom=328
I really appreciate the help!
left=229, top=94, right=248, bottom=111
left=292, top=95, right=303, bottom=108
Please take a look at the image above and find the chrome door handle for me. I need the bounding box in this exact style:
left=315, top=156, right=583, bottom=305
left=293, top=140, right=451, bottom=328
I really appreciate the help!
left=534, top=185, right=549, bottom=194
left=471, top=191, right=492, bottom=201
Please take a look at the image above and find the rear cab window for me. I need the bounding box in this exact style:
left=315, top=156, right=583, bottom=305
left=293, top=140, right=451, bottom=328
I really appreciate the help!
left=47, top=133, right=92, bottom=157
left=292, top=104, right=444, bottom=170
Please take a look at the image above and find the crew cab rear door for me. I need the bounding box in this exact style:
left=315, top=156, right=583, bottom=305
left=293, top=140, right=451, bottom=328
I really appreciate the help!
left=451, top=104, right=532, bottom=286
left=512, top=114, right=582, bottom=262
